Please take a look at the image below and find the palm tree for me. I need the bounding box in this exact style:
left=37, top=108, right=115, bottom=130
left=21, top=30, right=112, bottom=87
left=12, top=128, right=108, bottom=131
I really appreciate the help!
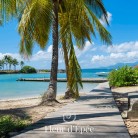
left=19, top=0, right=111, bottom=101
left=3, top=55, right=9, bottom=70
left=0, top=0, right=58, bottom=104
left=18, top=0, right=59, bottom=105
left=0, top=60, right=2, bottom=70
left=0, top=0, right=112, bottom=103
left=20, top=61, right=24, bottom=69
left=0, top=59, right=5, bottom=70
left=6, top=55, right=13, bottom=71
left=59, top=0, right=112, bottom=98
left=12, top=59, right=19, bottom=71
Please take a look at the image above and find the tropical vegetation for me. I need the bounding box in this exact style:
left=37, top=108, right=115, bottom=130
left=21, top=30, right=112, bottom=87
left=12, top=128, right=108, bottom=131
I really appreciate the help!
left=20, top=66, right=37, bottom=73
left=108, top=66, right=138, bottom=87
left=0, top=55, right=24, bottom=71
left=0, top=115, right=28, bottom=138
left=0, top=0, right=112, bottom=104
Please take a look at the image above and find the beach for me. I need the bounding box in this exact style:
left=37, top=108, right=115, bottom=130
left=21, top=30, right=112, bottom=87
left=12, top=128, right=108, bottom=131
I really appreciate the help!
left=0, top=96, right=75, bottom=123
left=0, top=93, right=86, bottom=123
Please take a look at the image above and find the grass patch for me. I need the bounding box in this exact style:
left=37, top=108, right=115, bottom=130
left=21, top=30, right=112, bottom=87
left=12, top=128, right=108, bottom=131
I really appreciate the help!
left=0, top=115, right=29, bottom=138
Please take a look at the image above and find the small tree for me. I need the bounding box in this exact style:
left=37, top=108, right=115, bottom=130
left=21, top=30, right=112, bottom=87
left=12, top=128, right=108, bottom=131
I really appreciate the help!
left=20, top=66, right=37, bottom=73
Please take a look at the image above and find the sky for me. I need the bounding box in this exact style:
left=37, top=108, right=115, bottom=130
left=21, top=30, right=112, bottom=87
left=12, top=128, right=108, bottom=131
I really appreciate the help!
left=0, top=0, right=138, bottom=69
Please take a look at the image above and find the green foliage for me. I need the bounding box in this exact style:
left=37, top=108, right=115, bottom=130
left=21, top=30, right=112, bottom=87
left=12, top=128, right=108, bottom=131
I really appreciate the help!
left=0, top=115, right=27, bottom=138
left=20, top=66, right=37, bottom=73
left=108, top=66, right=138, bottom=87
left=0, top=55, right=21, bottom=71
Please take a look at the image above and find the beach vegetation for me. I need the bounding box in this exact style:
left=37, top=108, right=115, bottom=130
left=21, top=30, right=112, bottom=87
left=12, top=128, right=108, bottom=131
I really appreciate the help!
left=0, top=0, right=111, bottom=104
left=20, top=61, right=25, bottom=69
left=0, top=55, right=20, bottom=71
left=0, top=115, right=28, bottom=138
left=17, top=0, right=111, bottom=102
left=20, top=66, right=37, bottom=73
left=108, top=66, right=138, bottom=87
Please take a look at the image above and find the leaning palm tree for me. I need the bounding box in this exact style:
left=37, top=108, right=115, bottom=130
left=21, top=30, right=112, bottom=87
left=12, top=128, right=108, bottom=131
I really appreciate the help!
left=18, top=0, right=111, bottom=102
left=0, top=0, right=112, bottom=104
left=59, top=0, right=112, bottom=98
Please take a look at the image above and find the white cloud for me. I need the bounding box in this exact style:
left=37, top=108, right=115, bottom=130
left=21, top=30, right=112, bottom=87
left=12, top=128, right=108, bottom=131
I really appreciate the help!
left=0, top=53, right=22, bottom=61
left=91, top=55, right=105, bottom=62
left=99, top=12, right=112, bottom=26
left=1, top=40, right=138, bottom=69
left=47, top=45, right=53, bottom=53
left=90, top=41, right=138, bottom=67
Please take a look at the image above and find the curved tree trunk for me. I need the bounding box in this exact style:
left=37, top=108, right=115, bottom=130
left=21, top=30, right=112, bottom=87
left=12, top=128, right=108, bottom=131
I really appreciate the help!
left=62, top=41, right=75, bottom=99
left=41, top=0, right=59, bottom=106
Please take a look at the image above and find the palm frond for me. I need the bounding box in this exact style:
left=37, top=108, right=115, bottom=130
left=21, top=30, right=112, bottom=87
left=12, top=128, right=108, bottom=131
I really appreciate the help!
left=85, top=0, right=109, bottom=24
left=0, top=0, right=25, bottom=24
left=18, top=0, right=53, bottom=57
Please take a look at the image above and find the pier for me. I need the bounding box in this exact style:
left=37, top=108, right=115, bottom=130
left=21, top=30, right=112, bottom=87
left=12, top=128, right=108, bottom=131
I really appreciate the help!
left=17, top=78, right=108, bottom=83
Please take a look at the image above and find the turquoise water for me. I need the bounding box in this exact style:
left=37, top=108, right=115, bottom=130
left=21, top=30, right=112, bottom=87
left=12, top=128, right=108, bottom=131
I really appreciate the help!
left=0, top=69, right=112, bottom=100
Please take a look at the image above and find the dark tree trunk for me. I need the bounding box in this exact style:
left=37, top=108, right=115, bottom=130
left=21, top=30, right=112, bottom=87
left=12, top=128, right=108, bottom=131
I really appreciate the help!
left=41, top=0, right=59, bottom=106
left=62, top=41, right=69, bottom=83
left=62, top=41, right=75, bottom=99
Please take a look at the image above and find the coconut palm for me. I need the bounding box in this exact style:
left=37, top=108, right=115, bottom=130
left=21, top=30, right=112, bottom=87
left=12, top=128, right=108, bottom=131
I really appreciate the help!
left=19, top=0, right=111, bottom=101
left=20, top=61, right=24, bottom=69
left=12, top=59, right=19, bottom=71
left=3, top=55, right=9, bottom=70
left=59, top=0, right=112, bottom=98
left=0, top=0, right=58, bottom=105
left=6, top=55, right=13, bottom=70
left=0, top=59, right=5, bottom=70
left=0, top=60, right=2, bottom=70
left=0, top=0, right=112, bottom=103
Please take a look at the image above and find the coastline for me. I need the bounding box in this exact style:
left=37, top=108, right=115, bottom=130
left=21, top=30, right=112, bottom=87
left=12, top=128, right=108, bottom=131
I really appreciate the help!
left=0, top=92, right=87, bottom=124
left=0, top=83, right=101, bottom=125
left=0, top=92, right=87, bottom=102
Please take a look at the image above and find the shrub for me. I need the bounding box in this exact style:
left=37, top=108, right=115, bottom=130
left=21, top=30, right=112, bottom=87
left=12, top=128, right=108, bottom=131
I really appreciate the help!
left=0, top=115, right=28, bottom=137
left=108, top=66, right=138, bottom=87
left=20, top=66, right=37, bottom=73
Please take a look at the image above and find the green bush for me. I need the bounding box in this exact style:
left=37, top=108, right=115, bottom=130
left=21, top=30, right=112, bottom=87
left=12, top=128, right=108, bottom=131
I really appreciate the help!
left=0, top=115, right=28, bottom=137
left=108, top=66, right=138, bottom=87
left=20, top=66, right=37, bottom=73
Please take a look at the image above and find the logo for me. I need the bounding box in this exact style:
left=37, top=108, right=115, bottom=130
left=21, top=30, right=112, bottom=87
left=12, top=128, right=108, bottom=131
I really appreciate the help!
left=63, top=113, right=76, bottom=122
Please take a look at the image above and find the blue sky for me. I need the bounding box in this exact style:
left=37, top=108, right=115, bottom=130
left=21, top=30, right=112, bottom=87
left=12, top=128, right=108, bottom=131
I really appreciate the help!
left=0, top=0, right=138, bottom=69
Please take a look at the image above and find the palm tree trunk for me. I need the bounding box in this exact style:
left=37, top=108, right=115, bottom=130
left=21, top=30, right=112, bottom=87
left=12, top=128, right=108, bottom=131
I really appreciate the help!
left=41, top=0, right=59, bottom=105
left=62, top=41, right=74, bottom=99
left=62, top=41, right=69, bottom=83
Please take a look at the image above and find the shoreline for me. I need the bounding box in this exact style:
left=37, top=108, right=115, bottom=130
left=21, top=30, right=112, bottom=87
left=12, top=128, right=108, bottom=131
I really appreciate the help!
left=0, top=92, right=87, bottom=102
left=17, top=78, right=108, bottom=83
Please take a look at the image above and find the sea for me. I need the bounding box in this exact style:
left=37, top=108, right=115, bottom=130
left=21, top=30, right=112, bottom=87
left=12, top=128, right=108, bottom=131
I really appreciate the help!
left=0, top=69, right=112, bottom=100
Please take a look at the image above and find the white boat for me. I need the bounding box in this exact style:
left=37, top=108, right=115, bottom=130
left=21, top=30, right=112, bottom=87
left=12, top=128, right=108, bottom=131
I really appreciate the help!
left=96, top=72, right=109, bottom=77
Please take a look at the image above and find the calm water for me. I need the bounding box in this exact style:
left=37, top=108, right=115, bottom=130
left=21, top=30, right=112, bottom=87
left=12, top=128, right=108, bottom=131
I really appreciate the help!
left=0, top=69, right=112, bottom=100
